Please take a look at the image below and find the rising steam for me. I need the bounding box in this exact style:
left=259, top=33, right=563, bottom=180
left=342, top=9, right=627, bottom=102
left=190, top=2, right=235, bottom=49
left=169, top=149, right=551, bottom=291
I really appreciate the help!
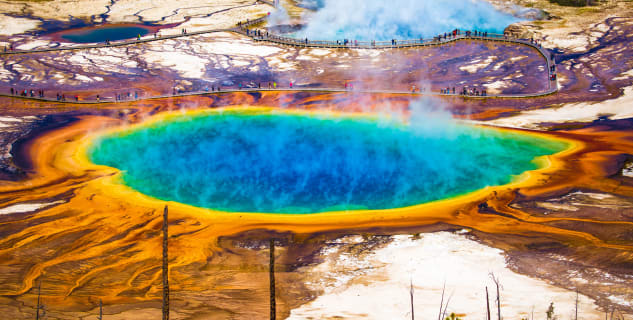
left=295, top=0, right=521, bottom=41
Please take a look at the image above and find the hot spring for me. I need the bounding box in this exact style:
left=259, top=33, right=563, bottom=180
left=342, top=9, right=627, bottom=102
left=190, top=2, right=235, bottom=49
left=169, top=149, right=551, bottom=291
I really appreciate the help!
left=287, top=0, right=522, bottom=41
left=89, top=108, right=567, bottom=214
left=59, top=25, right=151, bottom=43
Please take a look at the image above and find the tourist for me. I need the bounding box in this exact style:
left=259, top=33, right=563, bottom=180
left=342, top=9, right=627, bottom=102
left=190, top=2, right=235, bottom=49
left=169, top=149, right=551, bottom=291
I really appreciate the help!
left=289, top=82, right=293, bottom=88
left=273, top=82, right=277, bottom=89
left=9, top=88, right=13, bottom=95
left=75, top=95, right=79, bottom=101
left=239, top=83, right=242, bottom=90
left=62, top=94, right=65, bottom=101
left=135, top=92, right=138, bottom=99
left=137, top=34, right=141, bottom=41
left=96, top=94, right=100, bottom=102
left=258, top=82, right=261, bottom=89
left=452, top=87, right=455, bottom=94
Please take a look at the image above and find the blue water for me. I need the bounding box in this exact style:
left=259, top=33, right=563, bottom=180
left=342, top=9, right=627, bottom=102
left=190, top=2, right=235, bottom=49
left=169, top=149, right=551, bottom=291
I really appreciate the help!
left=294, top=0, right=521, bottom=41
left=89, top=110, right=566, bottom=214
left=61, top=26, right=150, bottom=43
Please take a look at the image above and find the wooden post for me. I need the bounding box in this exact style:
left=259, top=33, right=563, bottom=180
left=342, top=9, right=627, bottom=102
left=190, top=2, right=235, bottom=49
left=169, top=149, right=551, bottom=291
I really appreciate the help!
left=486, top=286, right=491, bottom=320
left=98, top=299, right=103, bottom=320
left=162, top=206, right=169, bottom=320
left=269, top=239, right=276, bottom=320
left=35, top=280, right=41, bottom=320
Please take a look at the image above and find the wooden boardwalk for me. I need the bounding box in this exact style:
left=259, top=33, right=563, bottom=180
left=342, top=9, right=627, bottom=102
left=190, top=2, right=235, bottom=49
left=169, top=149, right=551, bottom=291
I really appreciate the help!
left=0, top=2, right=557, bottom=98
left=0, top=85, right=557, bottom=106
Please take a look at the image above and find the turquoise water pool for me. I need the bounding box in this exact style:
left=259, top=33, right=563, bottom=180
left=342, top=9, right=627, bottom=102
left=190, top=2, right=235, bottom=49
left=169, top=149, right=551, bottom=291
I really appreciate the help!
left=60, top=25, right=151, bottom=43
left=89, top=110, right=566, bottom=214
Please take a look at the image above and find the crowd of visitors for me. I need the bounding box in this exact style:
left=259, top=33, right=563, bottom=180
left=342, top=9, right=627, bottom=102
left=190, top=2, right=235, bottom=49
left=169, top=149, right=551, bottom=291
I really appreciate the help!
left=239, top=25, right=507, bottom=48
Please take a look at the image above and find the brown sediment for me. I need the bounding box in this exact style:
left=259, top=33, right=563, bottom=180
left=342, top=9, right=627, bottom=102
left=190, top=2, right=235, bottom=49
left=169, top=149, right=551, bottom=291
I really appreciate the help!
left=0, top=92, right=632, bottom=318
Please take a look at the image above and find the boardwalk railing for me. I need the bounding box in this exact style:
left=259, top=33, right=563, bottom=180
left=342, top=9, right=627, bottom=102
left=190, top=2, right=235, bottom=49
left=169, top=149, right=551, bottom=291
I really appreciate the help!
left=238, top=27, right=557, bottom=94
left=0, top=84, right=557, bottom=106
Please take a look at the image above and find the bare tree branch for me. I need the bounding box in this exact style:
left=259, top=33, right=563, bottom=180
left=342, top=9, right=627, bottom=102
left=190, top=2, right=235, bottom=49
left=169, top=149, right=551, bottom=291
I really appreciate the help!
left=438, top=281, right=446, bottom=320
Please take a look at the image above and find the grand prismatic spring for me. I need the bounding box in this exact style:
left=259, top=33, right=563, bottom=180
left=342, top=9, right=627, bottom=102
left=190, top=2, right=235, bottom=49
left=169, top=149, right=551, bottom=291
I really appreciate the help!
left=1, top=0, right=633, bottom=319
left=89, top=108, right=567, bottom=214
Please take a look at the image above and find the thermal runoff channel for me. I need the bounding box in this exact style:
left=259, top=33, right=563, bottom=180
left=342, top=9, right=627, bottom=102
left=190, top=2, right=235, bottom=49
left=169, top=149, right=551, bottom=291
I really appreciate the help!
left=294, top=0, right=521, bottom=41
left=89, top=109, right=566, bottom=214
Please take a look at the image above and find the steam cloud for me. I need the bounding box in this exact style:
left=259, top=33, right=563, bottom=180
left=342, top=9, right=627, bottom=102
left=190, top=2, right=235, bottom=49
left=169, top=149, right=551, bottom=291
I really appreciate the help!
left=296, top=0, right=521, bottom=41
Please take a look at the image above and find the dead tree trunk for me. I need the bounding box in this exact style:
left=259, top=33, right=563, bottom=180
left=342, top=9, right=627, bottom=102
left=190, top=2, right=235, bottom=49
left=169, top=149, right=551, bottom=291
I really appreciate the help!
left=490, top=272, right=501, bottom=320
left=162, top=206, right=169, bottom=320
left=441, top=292, right=453, bottom=320
left=575, top=289, right=579, bottom=320
left=35, top=280, right=41, bottom=320
left=495, top=281, right=501, bottom=320
left=410, top=279, right=415, bottom=320
left=269, top=238, right=276, bottom=320
left=486, top=286, right=491, bottom=320
left=438, top=281, right=446, bottom=320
